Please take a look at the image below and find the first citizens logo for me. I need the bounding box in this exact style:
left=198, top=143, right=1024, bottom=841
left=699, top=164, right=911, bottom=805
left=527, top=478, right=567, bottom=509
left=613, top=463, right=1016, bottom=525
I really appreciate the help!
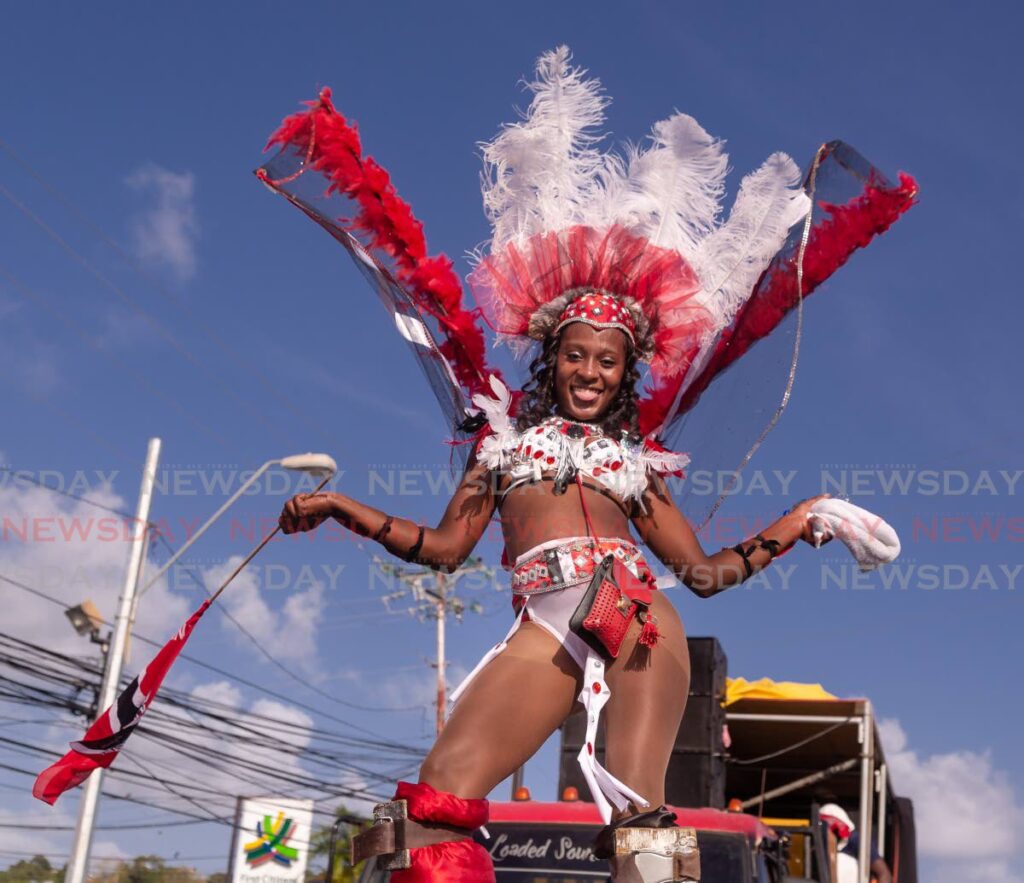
left=244, top=811, right=300, bottom=868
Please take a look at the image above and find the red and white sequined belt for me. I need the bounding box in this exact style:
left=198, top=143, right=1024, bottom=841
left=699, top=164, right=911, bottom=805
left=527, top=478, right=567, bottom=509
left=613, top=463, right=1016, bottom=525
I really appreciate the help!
left=511, top=536, right=655, bottom=596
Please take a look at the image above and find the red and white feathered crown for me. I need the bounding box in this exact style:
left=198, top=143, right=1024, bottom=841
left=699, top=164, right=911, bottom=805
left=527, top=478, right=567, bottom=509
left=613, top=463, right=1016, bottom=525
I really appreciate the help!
left=469, top=46, right=811, bottom=376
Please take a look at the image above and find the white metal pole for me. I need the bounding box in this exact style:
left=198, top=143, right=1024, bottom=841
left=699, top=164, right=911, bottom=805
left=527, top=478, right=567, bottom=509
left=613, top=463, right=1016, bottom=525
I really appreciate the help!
left=876, top=762, right=888, bottom=861
left=858, top=703, right=875, bottom=883
left=64, top=437, right=161, bottom=883
left=436, top=574, right=446, bottom=736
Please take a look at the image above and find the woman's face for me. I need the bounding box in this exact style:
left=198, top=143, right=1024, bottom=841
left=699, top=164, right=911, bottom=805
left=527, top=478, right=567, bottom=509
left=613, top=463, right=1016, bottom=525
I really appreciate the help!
left=554, top=322, right=629, bottom=422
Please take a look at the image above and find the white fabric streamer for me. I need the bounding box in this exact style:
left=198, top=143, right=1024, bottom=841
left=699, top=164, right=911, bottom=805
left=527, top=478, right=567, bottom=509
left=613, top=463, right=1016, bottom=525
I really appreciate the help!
left=807, top=498, right=901, bottom=571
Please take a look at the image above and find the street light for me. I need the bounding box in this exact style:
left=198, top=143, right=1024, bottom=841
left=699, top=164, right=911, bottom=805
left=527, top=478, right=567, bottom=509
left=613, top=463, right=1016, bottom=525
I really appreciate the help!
left=64, top=600, right=104, bottom=642
left=137, top=452, right=337, bottom=597
left=64, top=448, right=336, bottom=883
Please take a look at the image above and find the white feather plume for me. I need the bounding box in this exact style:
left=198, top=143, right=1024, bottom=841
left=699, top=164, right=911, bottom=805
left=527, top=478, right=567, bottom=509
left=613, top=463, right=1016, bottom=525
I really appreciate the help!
left=593, top=113, right=728, bottom=265
left=480, top=46, right=608, bottom=251
left=472, top=375, right=518, bottom=468
left=693, top=152, right=810, bottom=330
left=477, top=47, right=813, bottom=361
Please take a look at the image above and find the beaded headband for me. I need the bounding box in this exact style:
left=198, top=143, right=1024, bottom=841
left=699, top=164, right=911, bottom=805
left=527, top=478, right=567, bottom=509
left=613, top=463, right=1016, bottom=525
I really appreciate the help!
left=554, top=291, right=637, bottom=344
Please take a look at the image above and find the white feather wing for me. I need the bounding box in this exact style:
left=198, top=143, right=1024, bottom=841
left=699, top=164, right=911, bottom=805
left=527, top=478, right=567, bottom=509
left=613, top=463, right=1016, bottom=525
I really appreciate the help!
left=694, top=152, right=810, bottom=330
left=593, top=113, right=728, bottom=265
left=480, top=45, right=608, bottom=251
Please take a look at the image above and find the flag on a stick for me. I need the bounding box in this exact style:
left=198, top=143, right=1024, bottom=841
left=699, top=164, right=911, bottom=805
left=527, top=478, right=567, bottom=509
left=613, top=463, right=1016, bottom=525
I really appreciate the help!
left=33, top=599, right=211, bottom=805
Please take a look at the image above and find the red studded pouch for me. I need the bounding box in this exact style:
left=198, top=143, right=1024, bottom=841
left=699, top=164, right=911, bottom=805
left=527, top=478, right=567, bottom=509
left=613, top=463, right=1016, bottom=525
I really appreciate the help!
left=569, top=554, right=655, bottom=661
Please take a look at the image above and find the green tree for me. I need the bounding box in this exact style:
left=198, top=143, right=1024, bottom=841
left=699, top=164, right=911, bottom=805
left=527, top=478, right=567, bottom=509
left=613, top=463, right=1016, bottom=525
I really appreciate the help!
left=89, top=856, right=202, bottom=883
left=0, top=855, right=61, bottom=883
left=307, top=806, right=369, bottom=883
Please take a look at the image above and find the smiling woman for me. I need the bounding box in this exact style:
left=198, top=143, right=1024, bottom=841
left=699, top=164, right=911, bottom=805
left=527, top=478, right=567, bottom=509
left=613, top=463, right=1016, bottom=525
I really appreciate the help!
left=266, top=42, right=914, bottom=883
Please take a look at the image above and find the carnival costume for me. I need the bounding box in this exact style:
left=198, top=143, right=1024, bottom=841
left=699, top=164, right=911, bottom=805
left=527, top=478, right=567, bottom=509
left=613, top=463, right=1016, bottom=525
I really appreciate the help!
left=257, top=46, right=916, bottom=882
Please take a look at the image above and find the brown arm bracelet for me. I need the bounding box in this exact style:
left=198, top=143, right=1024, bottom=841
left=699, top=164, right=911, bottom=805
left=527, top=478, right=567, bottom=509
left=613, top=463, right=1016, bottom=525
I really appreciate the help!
left=729, top=541, right=757, bottom=579
left=373, top=515, right=394, bottom=544
left=403, top=525, right=425, bottom=563
left=729, top=534, right=783, bottom=581
left=755, top=533, right=782, bottom=559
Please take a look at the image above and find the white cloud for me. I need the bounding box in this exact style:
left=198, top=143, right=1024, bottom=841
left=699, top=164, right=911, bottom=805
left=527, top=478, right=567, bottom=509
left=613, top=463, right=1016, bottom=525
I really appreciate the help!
left=0, top=480, right=191, bottom=657
left=0, top=803, right=76, bottom=869
left=931, top=860, right=1024, bottom=883
left=203, top=556, right=326, bottom=668
left=190, top=679, right=242, bottom=709
left=125, top=164, right=198, bottom=281
left=879, top=718, right=1024, bottom=880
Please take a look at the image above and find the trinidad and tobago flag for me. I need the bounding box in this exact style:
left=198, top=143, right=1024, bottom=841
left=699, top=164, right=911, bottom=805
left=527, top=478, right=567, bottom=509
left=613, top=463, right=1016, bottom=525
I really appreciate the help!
left=33, top=600, right=211, bottom=805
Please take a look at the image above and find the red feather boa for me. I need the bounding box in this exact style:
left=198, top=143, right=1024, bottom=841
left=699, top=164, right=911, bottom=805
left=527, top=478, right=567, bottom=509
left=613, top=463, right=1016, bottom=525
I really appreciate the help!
left=262, top=89, right=500, bottom=400
left=637, top=170, right=919, bottom=436
left=388, top=781, right=495, bottom=882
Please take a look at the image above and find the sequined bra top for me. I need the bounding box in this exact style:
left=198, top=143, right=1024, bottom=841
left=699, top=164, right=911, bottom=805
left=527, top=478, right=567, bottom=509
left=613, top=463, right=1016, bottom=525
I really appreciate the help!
left=471, top=376, right=689, bottom=505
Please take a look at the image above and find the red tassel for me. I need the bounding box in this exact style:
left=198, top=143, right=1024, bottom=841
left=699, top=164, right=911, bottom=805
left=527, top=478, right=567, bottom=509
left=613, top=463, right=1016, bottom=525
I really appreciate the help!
left=639, top=615, right=660, bottom=648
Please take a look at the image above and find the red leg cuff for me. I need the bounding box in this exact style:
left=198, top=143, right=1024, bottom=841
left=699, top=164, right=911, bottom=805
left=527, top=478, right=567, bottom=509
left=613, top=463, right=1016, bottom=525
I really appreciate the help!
left=388, top=782, right=494, bottom=883
left=388, top=840, right=495, bottom=883
left=395, top=780, right=489, bottom=829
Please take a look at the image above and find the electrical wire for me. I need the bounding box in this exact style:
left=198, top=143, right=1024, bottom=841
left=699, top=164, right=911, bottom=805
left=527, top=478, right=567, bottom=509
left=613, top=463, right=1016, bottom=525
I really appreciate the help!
left=0, top=466, right=140, bottom=521
left=0, top=569, right=432, bottom=730
left=0, top=179, right=301, bottom=451
left=0, top=263, right=232, bottom=450
left=728, top=716, right=856, bottom=766
left=0, top=134, right=336, bottom=446
left=151, top=531, right=429, bottom=716
left=0, top=633, right=409, bottom=812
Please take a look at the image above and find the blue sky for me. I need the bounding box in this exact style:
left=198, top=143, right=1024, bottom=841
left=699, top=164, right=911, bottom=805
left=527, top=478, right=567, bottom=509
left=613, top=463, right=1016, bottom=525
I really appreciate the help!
left=1, top=2, right=1021, bottom=880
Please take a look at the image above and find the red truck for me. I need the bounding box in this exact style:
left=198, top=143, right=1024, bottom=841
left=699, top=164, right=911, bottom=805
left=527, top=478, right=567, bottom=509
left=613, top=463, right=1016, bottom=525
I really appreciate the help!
left=355, top=794, right=782, bottom=881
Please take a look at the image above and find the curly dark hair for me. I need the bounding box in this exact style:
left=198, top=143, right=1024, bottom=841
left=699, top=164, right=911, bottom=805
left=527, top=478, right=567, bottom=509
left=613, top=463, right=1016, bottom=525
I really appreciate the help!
left=515, top=329, right=641, bottom=438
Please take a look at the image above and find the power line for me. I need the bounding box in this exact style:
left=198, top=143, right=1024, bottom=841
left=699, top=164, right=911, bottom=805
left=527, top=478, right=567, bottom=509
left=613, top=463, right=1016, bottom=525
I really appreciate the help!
left=0, top=632, right=414, bottom=811
left=0, top=179, right=299, bottom=451
left=151, top=531, right=429, bottom=716
left=0, top=634, right=419, bottom=765
left=0, top=467, right=138, bottom=520
left=0, top=817, right=204, bottom=831
left=0, top=263, right=232, bottom=450
left=0, top=134, right=336, bottom=446
left=0, top=569, right=431, bottom=733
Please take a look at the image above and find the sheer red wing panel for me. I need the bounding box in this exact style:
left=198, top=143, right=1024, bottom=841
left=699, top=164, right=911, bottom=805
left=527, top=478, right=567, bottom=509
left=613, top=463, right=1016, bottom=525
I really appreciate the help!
left=638, top=142, right=918, bottom=438
left=256, top=89, right=504, bottom=454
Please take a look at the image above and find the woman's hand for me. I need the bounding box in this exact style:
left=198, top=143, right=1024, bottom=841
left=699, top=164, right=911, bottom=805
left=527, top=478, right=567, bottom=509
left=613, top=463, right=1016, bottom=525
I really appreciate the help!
left=785, top=493, right=834, bottom=546
left=279, top=492, right=339, bottom=534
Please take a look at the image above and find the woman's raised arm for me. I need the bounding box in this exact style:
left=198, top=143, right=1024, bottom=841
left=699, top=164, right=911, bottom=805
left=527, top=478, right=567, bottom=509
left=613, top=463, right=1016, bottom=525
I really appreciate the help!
left=279, top=452, right=496, bottom=572
left=632, top=473, right=828, bottom=597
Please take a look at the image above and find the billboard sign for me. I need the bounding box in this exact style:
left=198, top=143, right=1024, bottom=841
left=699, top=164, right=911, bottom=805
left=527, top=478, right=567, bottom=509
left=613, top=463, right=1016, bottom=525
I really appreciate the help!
left=229, top=796, right=315, bottom=883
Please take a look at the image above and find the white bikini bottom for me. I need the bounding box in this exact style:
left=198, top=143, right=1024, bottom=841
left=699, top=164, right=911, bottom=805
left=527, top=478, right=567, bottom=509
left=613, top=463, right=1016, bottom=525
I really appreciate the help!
left=448, top=536, right=651, bottom=823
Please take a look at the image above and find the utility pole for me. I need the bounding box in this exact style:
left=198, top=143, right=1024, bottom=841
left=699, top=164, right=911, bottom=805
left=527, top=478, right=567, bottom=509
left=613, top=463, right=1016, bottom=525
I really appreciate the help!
left=375, top=557, right=495, bottom=735
left=434, top=572, right=447, bottom=736
left=65, top=438, right=161, bottom=883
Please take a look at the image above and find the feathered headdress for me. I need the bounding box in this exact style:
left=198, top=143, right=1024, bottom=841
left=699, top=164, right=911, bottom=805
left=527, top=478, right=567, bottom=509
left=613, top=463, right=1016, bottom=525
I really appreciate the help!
left=255, top=46, right=917, bottom=518
left=469, top=46, right=811, bottom=384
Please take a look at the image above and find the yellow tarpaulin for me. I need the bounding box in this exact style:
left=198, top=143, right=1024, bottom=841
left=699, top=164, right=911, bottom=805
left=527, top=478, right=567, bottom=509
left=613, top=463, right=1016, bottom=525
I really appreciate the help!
left=726, top=677, right=837, bottom=706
